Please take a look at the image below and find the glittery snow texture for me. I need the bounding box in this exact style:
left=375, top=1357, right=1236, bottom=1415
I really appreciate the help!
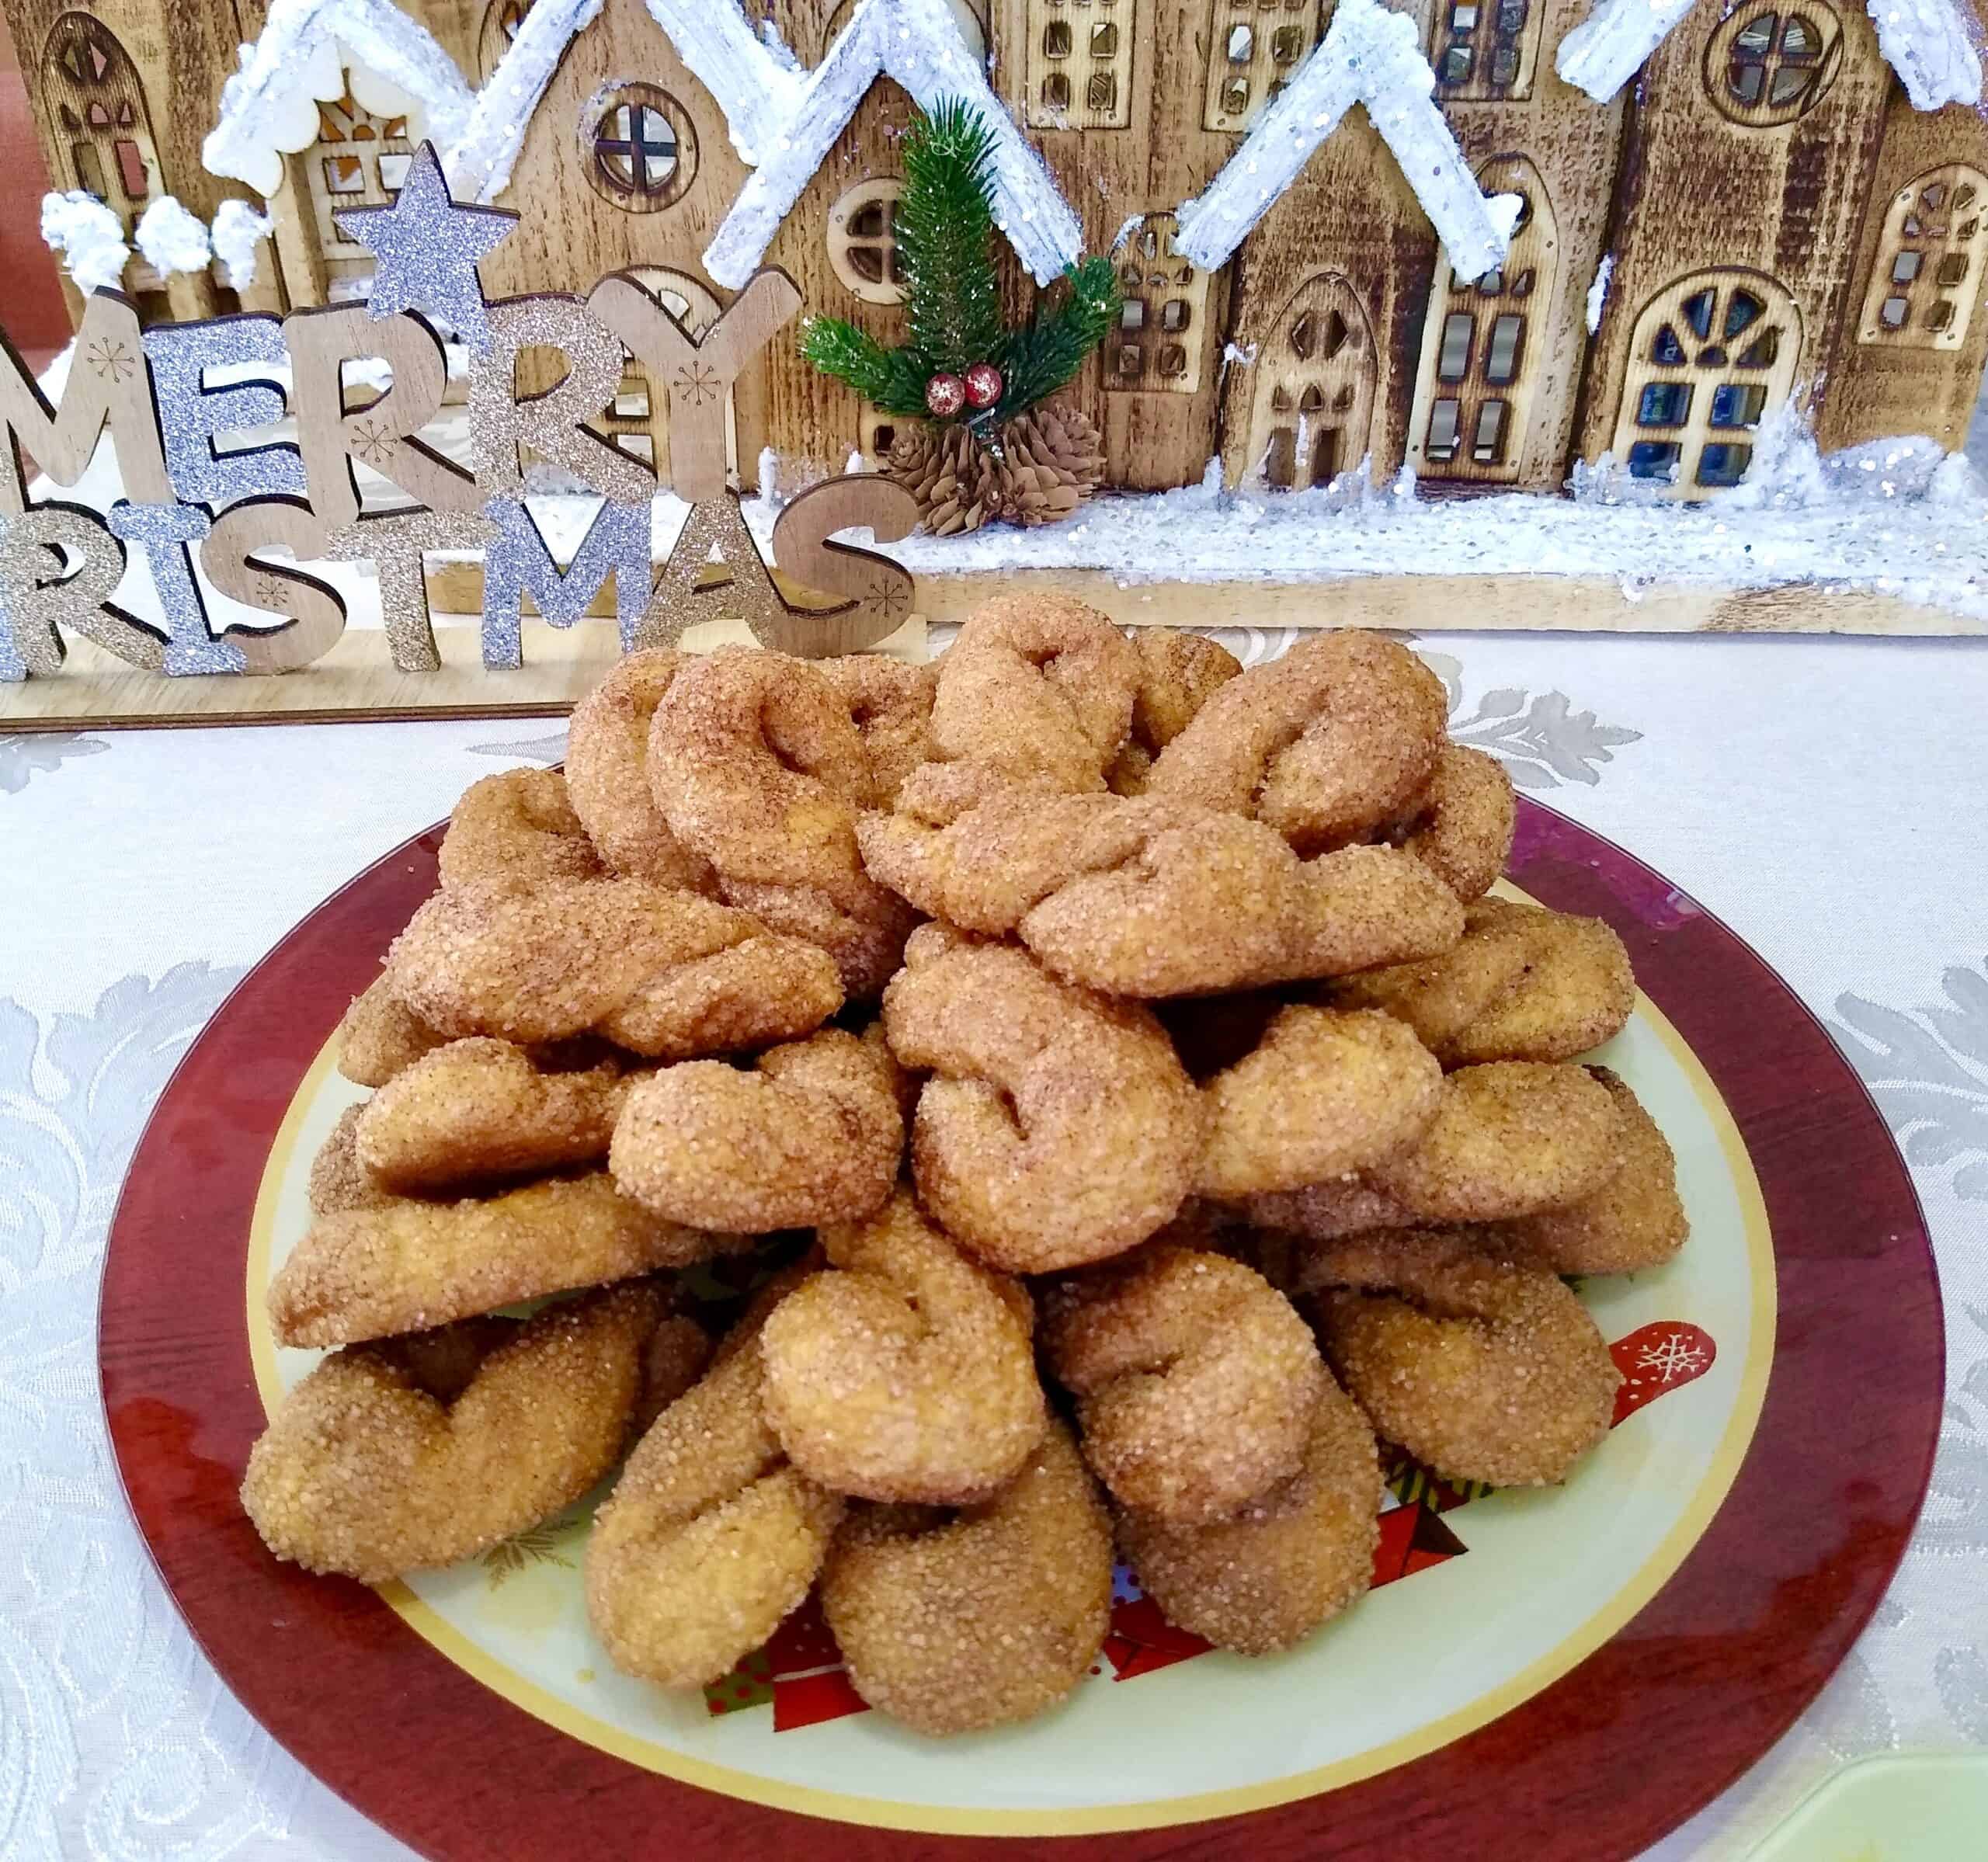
left=1864, top=0, right=1983, bottom=111
left=702, top=0, right=1084, bottom=290
left=1175, top=0, right=1518, bottom=285
left=203, top=0, right=475, bottom=198
left=481, top=495, right=655, bottom=665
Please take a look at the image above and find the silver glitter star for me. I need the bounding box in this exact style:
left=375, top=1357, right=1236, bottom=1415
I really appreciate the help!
left=334, top=142, right=516, bottom=353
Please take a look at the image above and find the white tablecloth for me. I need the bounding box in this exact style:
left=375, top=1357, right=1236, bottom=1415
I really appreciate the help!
left=3, top=625, right=1984, bottom=1860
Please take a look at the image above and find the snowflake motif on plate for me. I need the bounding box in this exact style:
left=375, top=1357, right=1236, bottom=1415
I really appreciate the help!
left=1638, top=1329, right=1710, bottom=1384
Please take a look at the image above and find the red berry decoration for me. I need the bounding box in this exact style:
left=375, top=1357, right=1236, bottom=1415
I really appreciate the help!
left=964, top=361, right=1003, bottom=409
left=924, top=371, right=967, bottom=419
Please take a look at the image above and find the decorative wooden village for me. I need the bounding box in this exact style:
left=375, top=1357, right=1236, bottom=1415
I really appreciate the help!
left=2, top=0, right=1986, bottom=722
left=17, top=0, right=1986, bottom=498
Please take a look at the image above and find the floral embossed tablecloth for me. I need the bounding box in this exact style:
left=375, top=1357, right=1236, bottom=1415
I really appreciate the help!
left=2, top=627, right=1984, bottom=1861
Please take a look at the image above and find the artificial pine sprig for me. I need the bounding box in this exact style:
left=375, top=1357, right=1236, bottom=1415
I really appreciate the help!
left=799, top=99, right=1119, bottom=432
left=895, top=99, right=1006, bottom=377
left=992, top=255, right=1120, bottom=422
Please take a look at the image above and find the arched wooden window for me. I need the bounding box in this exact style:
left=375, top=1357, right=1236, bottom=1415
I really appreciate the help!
left=1407, top=158, right=1559, bottom=483
left=1857, top=165, right=1987, bottom=351
left=1024, top=0, right=1135, bottom=128
left=43, top=14, right=158, bottom=234
left=589, top=269, right=743, bottom=481
left=1245, top=272, right=1377, bottom=491
left=1104, top=214, right=1214, bottom=394
left=1203, top=0, right=1324, bottom=132
left=307, top=88, right=415, bottom=297
left=1704, top=2, right=1842, bottom=127
left=1430, top=0, right=1548, bottom=102
left=1611, top=269, right=1801, bottom=494
left=827, top=180, right=906, bottom=305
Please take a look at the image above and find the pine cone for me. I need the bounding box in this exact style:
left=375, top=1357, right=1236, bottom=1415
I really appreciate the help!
left=887, top=424, right=1003, bottom=536
left=996, top=404, right=1107, bottom=528
left=888, top=402, right=1107, bottom=534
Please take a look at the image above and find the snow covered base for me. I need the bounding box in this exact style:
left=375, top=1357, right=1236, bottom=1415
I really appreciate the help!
left=740, top=442, right=1988, bottom=626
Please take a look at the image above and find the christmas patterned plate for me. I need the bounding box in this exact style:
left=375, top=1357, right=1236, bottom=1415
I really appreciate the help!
left=99, top=798, right=1943, bottom=1861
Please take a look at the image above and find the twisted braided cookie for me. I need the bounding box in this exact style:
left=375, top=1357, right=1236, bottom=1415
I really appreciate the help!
left=760, top=1189, right=1045, bottom=1504
left=1148, top=631, right=1448, bottom=852
left=335, top=972, right=447, bottom=1087
left=269, top=1172, right=746, bottom=1348
left=564, top=650, right=718, bottom=891
left=1107, top=630, right=1242, bottom=794
left=1041, top=1244, right=1325, bottom=1523
left=1117, top=1374, right=1380, bottom=1655
left=926, top=592, right=1139, bottom=791
left=610, top=1028, right=903, bottom=1232
left=351, top=1037, right=629, bottom=1193
left=586, top=1308, right=844, bottom=1688
left=860, top=766, right=1462, bottom=998
left=881, top=926, right=1203, bottom=1271
left=648, top=648, right=919, bottom=998
left=818, top=652, right=937, bottom=808
left=1327, top=896, right=1635, bottom=1065
left=1376, top=745, right=1516, bottom=903
left=821, top=1421, right=1114, bottom=1734
left=387, top=875, right=843, bottom=1057
left=242, top=1284, right=659, bottom=1582
left=1196, top=1005, right=1444, bottom=1200
left=436, top=769, right=603, bottom=891
left=1246, top=1060, right=1628, bottom=1238
left=1301, top=1231, right=1621, bottom=1487
left=1488, top=1067, right=1687, bottom=1274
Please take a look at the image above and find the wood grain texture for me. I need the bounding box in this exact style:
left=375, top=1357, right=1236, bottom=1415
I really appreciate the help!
left=96, top=797, right=1945, bottom=1860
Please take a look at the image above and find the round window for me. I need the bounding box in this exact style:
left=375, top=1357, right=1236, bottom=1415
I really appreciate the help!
left=580, top=82, right=696, bottom=213
left=827, top=180, right=908, bottom=305
left=1704, top=5, right=1842, bottom=126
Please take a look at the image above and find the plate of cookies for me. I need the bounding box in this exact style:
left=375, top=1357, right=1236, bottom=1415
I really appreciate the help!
left=101, top=606, right=1943, bottom=1861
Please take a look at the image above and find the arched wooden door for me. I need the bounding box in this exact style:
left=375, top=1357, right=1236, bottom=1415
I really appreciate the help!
left=42, top=14, right=158, bottom=238
left=1406, top=157, right=1560, bottom=485
left=1611, top=270, right=1801, bottom=495
left=1246, top=273, right=1378, bottom=490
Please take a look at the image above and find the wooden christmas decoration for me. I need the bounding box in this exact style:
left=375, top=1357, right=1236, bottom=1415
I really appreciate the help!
left=0, top=0, right=1980, bottom=711
left=0, top=138, right=923, bottom=703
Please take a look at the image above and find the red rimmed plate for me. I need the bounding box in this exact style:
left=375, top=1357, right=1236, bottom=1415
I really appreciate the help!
left=99, top=797, right=1942, bottom=1860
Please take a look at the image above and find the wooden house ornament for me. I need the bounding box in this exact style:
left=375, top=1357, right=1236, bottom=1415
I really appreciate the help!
left=5, top=0, right=1985, bottom=505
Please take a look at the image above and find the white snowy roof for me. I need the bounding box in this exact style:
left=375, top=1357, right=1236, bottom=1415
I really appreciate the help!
left=203, top=0, right=475, bottom=198
left=1557, top=0, right=1983, bottom=111
left=1175, top=0, right=1521, bottom=284
left=702, top=0, right=1085, bottom=290
left=447, top=0, right=805, bottom=203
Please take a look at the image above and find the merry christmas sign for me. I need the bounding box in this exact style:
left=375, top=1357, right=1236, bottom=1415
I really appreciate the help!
left=0, top=144, right=918, bottom=689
